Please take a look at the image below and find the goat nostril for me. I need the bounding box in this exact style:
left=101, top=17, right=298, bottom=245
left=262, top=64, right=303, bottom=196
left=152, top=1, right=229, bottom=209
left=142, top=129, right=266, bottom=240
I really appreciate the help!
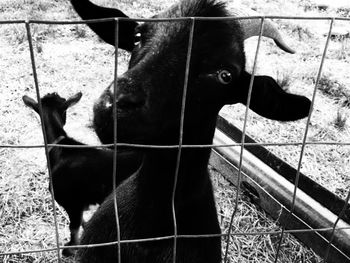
left=117, top=93, right=145, bottom=110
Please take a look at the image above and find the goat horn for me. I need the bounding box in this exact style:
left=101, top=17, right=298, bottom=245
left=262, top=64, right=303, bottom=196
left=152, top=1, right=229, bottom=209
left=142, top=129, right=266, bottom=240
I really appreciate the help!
left=231, top=7, right=295, bottom=54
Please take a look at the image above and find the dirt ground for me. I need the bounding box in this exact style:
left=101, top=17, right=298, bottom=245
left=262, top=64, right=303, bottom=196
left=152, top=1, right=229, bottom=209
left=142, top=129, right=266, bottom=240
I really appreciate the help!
left=1, top=0, right=349, bottom=262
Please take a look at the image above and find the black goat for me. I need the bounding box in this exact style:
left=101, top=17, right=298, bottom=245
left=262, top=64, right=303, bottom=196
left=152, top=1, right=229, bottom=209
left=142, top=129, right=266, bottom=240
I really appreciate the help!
left=71, top=0, right=311, bottom=262
left=22, top=92, right=142, bottom=257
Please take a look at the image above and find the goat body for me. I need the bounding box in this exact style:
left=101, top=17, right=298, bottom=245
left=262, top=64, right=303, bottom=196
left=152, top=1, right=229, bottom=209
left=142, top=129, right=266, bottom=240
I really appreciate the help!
left=71, top=0, right=311, bottom=262
left=80, top=150, right=221, bottom=262
left=23, top=93, right=142, bottom=256
left=50, top=137, right=139, bottom=256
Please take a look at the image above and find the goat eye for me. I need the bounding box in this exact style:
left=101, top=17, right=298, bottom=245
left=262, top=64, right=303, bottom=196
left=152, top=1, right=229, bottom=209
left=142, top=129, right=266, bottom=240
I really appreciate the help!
left=134, top=32, right=141, bottom=46
left=217, top=69, right=232, bottom=85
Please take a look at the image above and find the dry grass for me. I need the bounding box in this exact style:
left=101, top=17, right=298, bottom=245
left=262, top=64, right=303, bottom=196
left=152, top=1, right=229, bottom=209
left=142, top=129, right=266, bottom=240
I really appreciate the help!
left=210, top=168, right=321, bottom=262
left=222, top=0, right=350, bottom=201
left=0, top=0, right=347, bottom=262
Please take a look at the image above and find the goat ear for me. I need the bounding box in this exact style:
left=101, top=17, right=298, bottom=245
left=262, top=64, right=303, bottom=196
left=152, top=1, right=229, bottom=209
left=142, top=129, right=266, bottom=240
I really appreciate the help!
left=65, top=92, right=83, bottom=109
left=238, top=71, right=311, bottom=121
left=70, top=0, right=138, bottom=51
left=22, top=95, right=39, bottom=113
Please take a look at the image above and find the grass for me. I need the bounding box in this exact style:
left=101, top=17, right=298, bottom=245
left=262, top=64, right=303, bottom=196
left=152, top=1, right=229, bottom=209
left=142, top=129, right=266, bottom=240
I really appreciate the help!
left=3, top=25, right=28, bottom=46
left=276, top=70, right=292, bottom=92
left=0, top=0, right=349, bottom=262
left=231, top=0, right=350, bottom=202
left=334, top=109, right=347, bottom=130
left=333, top=39, right=349, bottom=60
left=316, top=74, right=350, bottom=108
left=72, top=24, right=88, bottom=39
left=210, top=168, right=321, bottom=262
left=337, top=7, right=350, bottom=17
left=291, top=24, right=314, bottom=41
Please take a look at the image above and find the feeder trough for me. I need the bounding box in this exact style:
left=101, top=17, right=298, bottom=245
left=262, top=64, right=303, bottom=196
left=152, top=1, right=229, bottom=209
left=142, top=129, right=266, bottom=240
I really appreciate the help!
left=209, top=116, right=350, bottom=262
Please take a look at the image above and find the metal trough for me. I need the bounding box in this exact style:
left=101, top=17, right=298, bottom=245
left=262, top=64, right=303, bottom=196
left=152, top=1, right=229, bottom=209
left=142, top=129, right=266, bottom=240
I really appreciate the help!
left=209, top=117, right=350, bottom=262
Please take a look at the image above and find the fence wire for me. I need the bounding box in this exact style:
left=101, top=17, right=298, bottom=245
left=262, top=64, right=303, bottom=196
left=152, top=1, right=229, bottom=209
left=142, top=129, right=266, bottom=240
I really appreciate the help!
left=274, top=17, right=335, bottom=263
left=224, top=16, right=266, bottom=263
left=112, top=18, right=122, bottom=263
left=0, top=14, right=350, bottom=263
left=25, top=20, right=62, bottom=262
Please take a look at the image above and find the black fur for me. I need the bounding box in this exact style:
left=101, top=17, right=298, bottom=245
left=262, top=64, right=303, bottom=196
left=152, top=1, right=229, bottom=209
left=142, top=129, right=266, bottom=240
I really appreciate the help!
left=71, top=0, right=311, bottom=262
left=70, top=0, right=138, bottom=51
left=22, top=93, right=142, bottom=257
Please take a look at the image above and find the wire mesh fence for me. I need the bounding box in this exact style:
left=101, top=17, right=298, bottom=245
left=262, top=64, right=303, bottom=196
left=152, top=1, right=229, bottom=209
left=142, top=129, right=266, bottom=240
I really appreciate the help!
left=0, top=12, right=350, bottom=263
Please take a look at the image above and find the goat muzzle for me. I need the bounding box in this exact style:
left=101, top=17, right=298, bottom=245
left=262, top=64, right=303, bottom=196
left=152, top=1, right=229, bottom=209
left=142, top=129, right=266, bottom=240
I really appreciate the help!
left=116, top=93, right=146, bottom=111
